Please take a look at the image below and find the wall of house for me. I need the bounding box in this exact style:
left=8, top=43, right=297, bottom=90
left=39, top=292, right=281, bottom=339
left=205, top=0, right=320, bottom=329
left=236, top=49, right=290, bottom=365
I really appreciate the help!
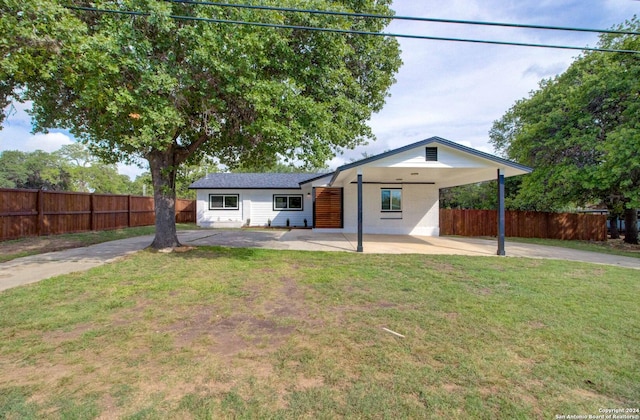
left=326, top=182, right=439, bottom=235
left=196, top=188, right=314, bottom=228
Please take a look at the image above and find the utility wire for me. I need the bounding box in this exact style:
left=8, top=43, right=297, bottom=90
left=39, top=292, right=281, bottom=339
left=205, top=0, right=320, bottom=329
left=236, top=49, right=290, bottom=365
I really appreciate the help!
left=164, top=0, right=640, bottom=36
left=64, top=5, right=640, bottom=54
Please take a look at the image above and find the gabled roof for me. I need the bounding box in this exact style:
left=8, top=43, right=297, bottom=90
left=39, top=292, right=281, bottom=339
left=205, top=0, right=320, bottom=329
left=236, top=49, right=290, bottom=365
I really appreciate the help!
left=189, top=173, right=330, bottom=189
left=189, top=137, right=532, bottom=190
left=329, top=136, right=532, bottom=185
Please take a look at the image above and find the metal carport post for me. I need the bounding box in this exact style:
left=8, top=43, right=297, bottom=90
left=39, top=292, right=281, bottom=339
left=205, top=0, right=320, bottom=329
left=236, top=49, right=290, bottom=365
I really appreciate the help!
left=497, top=168, right=506, bottom=256
left=357, top=169, right=363, bottom=252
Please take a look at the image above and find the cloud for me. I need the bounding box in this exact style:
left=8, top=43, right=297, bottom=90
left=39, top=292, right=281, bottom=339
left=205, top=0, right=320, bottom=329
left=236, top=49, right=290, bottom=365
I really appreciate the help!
left=332, top=0, right=638, bottom=167
left=0, top=126, right=73, bottom=153
left=1, top=101, right=75, bottom=153
left=523, top=63, right=567, bottom=79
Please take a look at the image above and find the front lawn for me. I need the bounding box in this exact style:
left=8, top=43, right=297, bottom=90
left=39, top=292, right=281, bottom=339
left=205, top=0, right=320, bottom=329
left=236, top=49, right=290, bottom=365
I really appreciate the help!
left=0, top=248, right=637, bottom=418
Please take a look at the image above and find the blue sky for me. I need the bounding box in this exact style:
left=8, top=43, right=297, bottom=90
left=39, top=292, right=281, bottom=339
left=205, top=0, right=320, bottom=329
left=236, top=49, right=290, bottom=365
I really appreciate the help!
left=1, top=0, right=638, bottom=177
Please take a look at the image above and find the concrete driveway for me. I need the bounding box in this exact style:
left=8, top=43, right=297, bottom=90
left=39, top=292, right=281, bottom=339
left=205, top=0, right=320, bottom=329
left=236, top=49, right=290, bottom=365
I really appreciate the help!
left=1, top=229, right=639, bottom=292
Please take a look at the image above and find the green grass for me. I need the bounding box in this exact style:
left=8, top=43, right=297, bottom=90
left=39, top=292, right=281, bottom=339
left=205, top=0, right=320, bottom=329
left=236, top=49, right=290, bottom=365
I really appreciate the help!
left=504, top=236, right=640, bottom=259
left=0, top=247, right=638, bottom=419
left=0, top=224, right=196, bottom=263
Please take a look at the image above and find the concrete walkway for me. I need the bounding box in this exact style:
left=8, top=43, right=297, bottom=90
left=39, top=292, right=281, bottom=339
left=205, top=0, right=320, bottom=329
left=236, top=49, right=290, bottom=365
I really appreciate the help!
left=1, top=230, right=639, bottom=292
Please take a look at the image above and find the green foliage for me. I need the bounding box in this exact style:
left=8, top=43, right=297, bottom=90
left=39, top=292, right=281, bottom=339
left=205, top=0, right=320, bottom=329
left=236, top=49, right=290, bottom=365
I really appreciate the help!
left=440, top=178, right=527, bottom=210
left=1, top=0, right=401, bottom=247
left=490, top=17, right=640, bottom=213
left=0, top=149, right=71, bottom=190
left=233, top=159, right=329, bottom=174
left=0, top=145, right=135, bottom=193
left=441, top=182, right=498, bottom=210
left=132, top=156, right=221, bottom=199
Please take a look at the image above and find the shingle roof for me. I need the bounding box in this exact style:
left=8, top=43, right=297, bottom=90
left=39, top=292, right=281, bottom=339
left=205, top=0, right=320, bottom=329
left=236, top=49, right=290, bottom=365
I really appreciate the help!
left=189, top=173, right=331, bottom=189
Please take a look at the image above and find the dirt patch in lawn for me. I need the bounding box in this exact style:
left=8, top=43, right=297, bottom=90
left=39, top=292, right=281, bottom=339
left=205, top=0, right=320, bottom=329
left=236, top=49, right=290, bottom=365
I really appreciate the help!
left=606, top=238, right=640, bottom=253
left=0, top=276, right=322, bottom=417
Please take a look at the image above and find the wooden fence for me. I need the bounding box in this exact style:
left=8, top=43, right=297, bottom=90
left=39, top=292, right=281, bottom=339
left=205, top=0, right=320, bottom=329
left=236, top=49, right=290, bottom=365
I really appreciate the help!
left=440, top=209, right=607, bottom=241
left=0, top=188, right=196, bottom=241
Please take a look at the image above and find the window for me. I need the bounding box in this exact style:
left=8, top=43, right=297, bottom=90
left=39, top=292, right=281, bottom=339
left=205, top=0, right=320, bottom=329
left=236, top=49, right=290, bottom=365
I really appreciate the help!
left=426, top=147, right=438, bottom=161
left=209, top=194, right=239, bottom=210
left=381, top=189, right=402, bottom=211
left=273, top=195, right=303, bottom=211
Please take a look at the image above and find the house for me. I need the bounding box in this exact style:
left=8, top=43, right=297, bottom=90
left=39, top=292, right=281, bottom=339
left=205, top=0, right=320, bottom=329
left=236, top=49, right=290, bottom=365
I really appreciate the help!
left=190, top=136, right=532, bottom=251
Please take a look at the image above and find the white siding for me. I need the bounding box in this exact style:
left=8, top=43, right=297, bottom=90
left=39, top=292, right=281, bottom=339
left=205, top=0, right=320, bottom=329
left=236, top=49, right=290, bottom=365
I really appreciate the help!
left=368, top=145, right=495, bottom=169
left=330, top=183, right=439, bottom=235
left=196, top=188, right=314, bottom=228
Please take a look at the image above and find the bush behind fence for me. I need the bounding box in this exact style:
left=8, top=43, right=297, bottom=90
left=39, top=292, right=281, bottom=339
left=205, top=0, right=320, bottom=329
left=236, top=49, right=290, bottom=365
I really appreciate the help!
left=0, top=188, right=195, bottom=241
left=439, top=209, right=607, bottom=241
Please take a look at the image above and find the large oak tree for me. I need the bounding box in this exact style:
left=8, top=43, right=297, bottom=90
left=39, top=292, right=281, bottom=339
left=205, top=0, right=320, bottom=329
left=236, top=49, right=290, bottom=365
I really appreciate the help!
left=1, top=0, right=401, bottom=248
left=490, top=18, right=639, bottom=243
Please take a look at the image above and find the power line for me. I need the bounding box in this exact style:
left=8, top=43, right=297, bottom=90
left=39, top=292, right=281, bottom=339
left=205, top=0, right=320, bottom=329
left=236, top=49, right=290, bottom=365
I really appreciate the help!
left=64, top=5, right=640, bottom=54
left=164, top=0, right=640, bottom=37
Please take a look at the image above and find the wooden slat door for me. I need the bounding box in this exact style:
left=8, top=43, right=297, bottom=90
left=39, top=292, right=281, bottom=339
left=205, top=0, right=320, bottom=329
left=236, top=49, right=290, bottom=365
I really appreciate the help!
left=314, top=188, right=343, bottom=228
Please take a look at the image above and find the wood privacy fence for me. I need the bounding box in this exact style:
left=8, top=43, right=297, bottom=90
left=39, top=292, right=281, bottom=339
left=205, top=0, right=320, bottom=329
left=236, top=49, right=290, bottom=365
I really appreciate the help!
left=0, top=188, right=196, bottom=241
left=440, top=209, right=607, bottom=241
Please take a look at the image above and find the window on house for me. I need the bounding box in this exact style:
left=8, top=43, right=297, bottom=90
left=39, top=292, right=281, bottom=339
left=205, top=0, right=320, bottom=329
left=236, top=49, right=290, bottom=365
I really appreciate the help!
left=381, top=189, right=402, bottom=211
left=426, top=147, right=438, bottom=161
left=209, top=194, right=239, bottom=210
left=273, top=195, right=303, bottom=211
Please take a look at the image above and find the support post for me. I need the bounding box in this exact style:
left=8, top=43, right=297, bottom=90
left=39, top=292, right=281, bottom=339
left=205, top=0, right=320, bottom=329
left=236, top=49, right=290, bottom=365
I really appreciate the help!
left=497, top=168, right=506, bottom=256
left=357, top=170, right=363, bottom=252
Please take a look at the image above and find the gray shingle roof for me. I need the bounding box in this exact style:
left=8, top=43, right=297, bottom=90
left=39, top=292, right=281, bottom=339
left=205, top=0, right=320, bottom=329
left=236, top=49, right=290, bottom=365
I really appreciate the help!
left=189, top=173, right=330, bottom=189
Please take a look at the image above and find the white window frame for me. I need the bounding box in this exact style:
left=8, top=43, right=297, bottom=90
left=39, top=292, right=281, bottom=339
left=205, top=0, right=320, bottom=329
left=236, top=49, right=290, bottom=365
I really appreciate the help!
left=209, top=194, right=239, bottom=210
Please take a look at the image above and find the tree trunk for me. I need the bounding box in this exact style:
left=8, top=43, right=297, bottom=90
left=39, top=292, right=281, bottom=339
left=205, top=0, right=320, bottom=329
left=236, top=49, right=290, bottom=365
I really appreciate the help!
left=609, top=214, right=620, bottom=239
left=623, top=208, right=638, bottom=245
left=148, top=150, right=181, bottom=249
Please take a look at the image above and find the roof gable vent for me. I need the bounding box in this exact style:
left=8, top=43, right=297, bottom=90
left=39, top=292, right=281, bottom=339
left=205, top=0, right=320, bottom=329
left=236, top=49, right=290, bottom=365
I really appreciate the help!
left=425, top=147, right=438, bottom=161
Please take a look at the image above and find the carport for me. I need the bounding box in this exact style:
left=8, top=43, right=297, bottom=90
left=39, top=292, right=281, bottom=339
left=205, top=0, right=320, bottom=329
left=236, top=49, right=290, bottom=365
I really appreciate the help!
left=310, top=137, right=532, bottom=255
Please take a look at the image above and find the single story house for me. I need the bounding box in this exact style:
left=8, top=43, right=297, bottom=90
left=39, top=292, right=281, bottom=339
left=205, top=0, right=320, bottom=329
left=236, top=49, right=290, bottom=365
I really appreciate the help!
left=189, top=136, right=532, bottom=252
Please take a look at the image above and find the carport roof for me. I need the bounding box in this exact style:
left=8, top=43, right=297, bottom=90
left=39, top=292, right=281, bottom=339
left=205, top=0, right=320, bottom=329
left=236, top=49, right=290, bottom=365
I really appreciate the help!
left=338, top=137, right=531, bottom=173
left=329, top=136, right=532, bottom=188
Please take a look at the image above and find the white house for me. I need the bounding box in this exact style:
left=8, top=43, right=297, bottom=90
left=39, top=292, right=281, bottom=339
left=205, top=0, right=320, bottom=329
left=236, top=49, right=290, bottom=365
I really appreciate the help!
left=190, top=137, right=532, bottom=245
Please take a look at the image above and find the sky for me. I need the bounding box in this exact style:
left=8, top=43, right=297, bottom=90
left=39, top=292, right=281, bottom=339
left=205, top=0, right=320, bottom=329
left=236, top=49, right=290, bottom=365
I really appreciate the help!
left=1, top=0, right=638, bottom=178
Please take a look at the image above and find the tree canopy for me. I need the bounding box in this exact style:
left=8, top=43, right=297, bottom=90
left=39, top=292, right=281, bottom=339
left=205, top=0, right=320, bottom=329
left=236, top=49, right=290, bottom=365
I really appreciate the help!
left=0, top=149, right=71, bottom=190
left=1, top=0, right=402, bottom=248
left=0, top=145, right=137, bottom=194
left=489, top=18, right=639, bottom=243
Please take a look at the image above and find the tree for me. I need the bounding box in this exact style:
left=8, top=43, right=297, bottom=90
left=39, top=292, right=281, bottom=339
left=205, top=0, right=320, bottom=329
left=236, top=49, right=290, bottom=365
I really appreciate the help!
left=0, top=146, right=134, bottom=193
left=234, top=158, right=329, bottom=174
left=439, top=178, right=524, bottom=210
left=56, top=143, right=134, bottom=193
left=171, top=156, right=221, bottom=199
left=490, top=18, right=640, bottom=244
left=0, top=149, right=72, bottom=190
left=2, top=0, right=401, bottom=248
